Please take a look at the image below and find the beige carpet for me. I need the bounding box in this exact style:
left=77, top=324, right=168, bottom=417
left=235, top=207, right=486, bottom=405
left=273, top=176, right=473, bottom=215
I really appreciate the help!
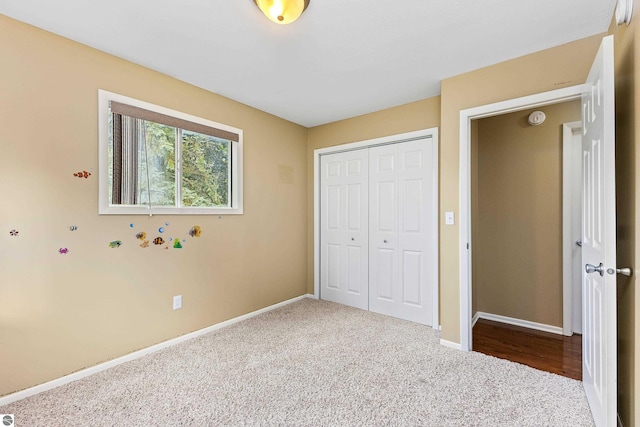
left=1, top=298, right=594, bottom=426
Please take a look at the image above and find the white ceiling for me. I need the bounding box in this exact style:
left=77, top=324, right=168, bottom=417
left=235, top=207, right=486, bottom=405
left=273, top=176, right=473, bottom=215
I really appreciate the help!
left=0, top=0, right=617, bottom=127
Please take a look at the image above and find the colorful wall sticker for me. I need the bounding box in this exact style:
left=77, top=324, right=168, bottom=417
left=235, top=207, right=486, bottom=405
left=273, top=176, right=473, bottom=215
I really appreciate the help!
left=158, top=227, right=165, bottom=233
left=189, top=225, right=202, bottom=237
left=173, top=239, right=182, bottom=249
left=9, top=229, right=19, bottom=237
left=140, top=240, right=150, bottom=248
left=153, top=237, right=165, bottom=245
left=136, top=231, right=147, bottom=240
left=73, top=171, right=91, bottom=178
left=58, top=248, right=69, bottom=254
left=109, top=240, right=122, bottom=248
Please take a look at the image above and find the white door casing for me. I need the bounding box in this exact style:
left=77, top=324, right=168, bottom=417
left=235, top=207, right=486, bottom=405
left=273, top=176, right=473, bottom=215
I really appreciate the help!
left=320, top=149, right=369, bottom=310
left=581, top=35, right=616, bottom=427
left=562, top=121, right=583, bottom=335
left=369, top=140, right=435, bottom=325
left=458, top=84, right=584, bottom=352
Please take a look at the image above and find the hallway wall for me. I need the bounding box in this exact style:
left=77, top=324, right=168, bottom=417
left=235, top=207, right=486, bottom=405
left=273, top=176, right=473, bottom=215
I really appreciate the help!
left=472, top=102, right=581, bottom=327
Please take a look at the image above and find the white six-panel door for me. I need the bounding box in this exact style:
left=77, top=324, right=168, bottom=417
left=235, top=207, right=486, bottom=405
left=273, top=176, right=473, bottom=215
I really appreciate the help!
left=320, top=149, right=369, bottom=310
left=581, top=35, right=616, bottom=427
left=319, top=137, right=435, bottom=326
left=369, top=140, right=433, bottom=324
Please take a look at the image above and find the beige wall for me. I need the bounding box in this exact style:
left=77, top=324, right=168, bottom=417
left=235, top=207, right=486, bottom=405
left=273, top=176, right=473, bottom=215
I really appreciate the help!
left=0, top=15, right=308, bottom=396
left=438, top=34, right=604, bottom=346
left=305, top=98, right=441, bottom=294
left=473, top=102, right=580, bottom=326
left=609, top=5, right=640, bottom=425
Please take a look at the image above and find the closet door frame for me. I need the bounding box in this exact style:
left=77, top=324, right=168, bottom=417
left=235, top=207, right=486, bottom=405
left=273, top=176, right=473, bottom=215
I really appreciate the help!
left=313, top=128, right=440, bottom=329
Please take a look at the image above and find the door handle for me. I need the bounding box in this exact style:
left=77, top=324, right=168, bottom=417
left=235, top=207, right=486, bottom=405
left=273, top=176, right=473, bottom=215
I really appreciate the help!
left=585, top=263, right=604, bottom=276
left=576, top=240, right=582, bottom=247
left=606, top=267, right=633, bottom=277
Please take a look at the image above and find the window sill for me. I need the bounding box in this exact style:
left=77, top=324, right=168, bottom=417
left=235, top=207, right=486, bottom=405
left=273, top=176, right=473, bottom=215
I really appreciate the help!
left=98, top=205, right=243, bottom=215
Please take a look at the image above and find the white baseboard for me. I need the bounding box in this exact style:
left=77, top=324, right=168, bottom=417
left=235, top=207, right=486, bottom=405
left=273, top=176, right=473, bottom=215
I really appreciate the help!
left=475, top=311, right=563, bottom=335
left=0, top=294, right=314, bottom=406
left=440, top=339, right=462, bottom=350
left=472, top=312, right=480, bottom=327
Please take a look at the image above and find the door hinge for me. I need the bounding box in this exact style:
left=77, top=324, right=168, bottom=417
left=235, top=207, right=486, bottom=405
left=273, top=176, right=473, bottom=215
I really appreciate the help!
left=466, top=243, right=469, bottom=250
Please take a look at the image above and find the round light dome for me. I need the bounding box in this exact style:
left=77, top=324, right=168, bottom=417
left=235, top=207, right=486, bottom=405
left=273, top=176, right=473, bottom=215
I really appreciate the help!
left=254, top=0, right=310, bottom=25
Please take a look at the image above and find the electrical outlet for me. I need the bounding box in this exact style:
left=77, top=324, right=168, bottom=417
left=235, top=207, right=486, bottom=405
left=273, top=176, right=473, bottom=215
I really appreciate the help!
left=173, top=295, right=182, bottom=310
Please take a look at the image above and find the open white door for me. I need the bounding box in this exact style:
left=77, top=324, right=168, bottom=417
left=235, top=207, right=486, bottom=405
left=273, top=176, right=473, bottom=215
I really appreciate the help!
left=581, top=35, right=616, bottom=427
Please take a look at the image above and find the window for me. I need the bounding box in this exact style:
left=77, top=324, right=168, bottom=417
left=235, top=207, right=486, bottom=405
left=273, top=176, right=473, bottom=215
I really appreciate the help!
left=98, top=90, right=243, bottom=215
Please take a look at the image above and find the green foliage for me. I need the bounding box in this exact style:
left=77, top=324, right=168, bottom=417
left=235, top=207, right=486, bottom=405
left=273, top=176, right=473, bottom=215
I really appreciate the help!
left=110, top=113, right=230, bottom=208
left=138, top=121, right=176, bottom=206
left=182, top=131, right=229, bottom=207
left=137, top=122, right=229, bottom=207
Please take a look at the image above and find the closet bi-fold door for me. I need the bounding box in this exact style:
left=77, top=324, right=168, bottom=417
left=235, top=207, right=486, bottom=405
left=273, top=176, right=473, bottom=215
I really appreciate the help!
left=369, top=139, right=433, bottom=325
left=320, top=149, right=369, bottom=310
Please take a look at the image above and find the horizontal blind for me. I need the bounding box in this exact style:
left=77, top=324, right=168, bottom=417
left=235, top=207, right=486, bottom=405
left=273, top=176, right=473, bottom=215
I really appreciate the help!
left=110, top=101, right=239, bottom=142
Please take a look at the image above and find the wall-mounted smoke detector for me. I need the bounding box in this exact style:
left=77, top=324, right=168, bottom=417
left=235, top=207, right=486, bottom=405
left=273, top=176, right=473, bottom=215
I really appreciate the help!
left=616, top=0, right=633, bottom=25
left=528, top=111, right=546, bottom=126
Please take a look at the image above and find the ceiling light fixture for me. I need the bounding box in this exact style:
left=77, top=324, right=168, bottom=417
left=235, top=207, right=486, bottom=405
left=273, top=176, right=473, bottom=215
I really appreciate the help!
left=253, top=0, right=310, bottom=25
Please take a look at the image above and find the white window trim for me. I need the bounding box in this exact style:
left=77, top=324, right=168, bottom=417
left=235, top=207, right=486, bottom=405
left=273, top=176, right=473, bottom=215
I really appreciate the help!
left=98, top=90, right=243, bottom=215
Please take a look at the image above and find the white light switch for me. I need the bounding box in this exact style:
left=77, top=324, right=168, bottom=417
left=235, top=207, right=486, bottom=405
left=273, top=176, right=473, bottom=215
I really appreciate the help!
left=173, top=295, right=182, bottom=310
left=445, top=212, right=455, bottom=225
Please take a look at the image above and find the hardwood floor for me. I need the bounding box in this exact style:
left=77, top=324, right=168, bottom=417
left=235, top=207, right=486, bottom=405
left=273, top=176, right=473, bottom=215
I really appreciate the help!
left=472, top=319, right=582, bottom=380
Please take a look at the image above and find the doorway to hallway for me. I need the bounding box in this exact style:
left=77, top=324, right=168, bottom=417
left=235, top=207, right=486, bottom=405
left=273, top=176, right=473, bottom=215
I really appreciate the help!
left=473, top=318, right=582, bottom=380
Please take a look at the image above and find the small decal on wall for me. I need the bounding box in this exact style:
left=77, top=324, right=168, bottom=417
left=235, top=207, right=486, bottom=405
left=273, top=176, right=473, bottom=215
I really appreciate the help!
left=9, top=229, right=19, bottom=237
left=58, top=248, right=69, bottom=254
left=73, top=171, right=91, bottom=179
left=188, top=226, right=202, bottom=238
left=69, top=225, right=78, bottom=231
left=115, top=222, right=201, bottom=251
